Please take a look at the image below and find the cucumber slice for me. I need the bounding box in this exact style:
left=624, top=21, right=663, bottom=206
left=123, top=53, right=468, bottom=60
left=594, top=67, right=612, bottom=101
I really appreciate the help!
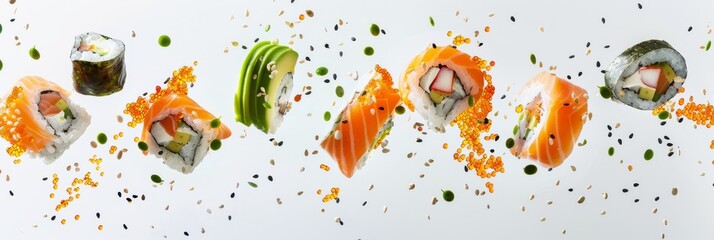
left=236, top=41, right=271, bottom=126
left=174, top=132, right=191, bottom=145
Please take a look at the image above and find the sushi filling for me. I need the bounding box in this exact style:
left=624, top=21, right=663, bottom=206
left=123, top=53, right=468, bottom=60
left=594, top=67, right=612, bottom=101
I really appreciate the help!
left=150, top=115, right=202, bottom=166
left=70, top=32, right=124, bottom=62
left=356, top=117, right=394, bottom=170
left=513, top=94, right=544, bottom=155
left=416, top=66, right=468, bottom=126
left=38, top=91, right=75, bottom=135
left=619, top=62, right=684, bottom=102
left=267, top=72, right=293, bottom=133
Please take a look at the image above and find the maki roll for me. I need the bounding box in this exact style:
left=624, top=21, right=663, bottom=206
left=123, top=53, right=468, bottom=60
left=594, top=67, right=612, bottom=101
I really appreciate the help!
left=70, top=32, right=127, bottom=96
left=605, top=40, right=686, bottom=110
left=142, top=93, right=231, bottom=174
left=0, top=76, right=90, bottom=163
left=321, top=65, right=401, bottom=178
left=235, top=41, right=298, bottom=134
left=510, top=72, right=588, bottom=168
left=399, top=45, right=487, bottom=129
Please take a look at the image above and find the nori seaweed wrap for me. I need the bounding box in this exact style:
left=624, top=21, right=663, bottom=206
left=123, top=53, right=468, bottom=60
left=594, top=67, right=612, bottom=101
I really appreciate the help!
left=70, top=32, right=126, bottom=96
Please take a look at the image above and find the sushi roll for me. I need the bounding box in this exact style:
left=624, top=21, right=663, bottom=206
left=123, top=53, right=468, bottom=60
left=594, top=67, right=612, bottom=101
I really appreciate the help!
left=235, top=41, right=298, bottom=134
left=510, top=72, right=588, bottom=168
left=0, top=76, right=90, bottom=163
left=399, top=45, right=486, bottom=130
left=605, top=40, right=686, bottom=110
left=70, top=32, right=127, bottom=96
left=321, top=65, right=401, bottom=178
left=142, top=93, right=231, bottom=174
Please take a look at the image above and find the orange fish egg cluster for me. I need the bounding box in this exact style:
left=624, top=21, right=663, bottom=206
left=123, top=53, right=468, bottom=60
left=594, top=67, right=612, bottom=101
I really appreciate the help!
left=358, top=65, right=398, bottom=105
left=452, top=35, right=471, bottom=46
left=53, top=155, right=101, bottom=212
left=450, top=59, right=504, bottom=191
left=0, top=87, right=28, bottom=157
left=124, top=66, right=197, bottom=128
left=320, top=164, right=330, bottom=171
left=321, top=187, right=340, bottom=203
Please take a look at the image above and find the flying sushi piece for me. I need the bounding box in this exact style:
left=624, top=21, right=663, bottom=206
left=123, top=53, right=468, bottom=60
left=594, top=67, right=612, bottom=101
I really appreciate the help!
left=142, top=93, right=232, bottom=174
left=70, top=32, right=127, bottom=96
left=321, top=65, right=401, bottom=178
left=235, top=41, right=298, bottom=134
left=510, top=72, right=589, bottom=168
left=398, top=45, right=487, bottom=130
left=0, top=76, right=90, bottom=163
left=604, top=39, right=687, bottom=110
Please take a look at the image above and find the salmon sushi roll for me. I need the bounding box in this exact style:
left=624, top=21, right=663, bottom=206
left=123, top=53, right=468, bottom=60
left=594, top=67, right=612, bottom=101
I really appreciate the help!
left=141, top=93, right=231, bottom=173
left=510, top=72, right=589, bottom=168
left=399, top=45, right=487, bottom=130
left=321, top=65, right=401, bottom=178
left=0, top=76, right=90, bottom=163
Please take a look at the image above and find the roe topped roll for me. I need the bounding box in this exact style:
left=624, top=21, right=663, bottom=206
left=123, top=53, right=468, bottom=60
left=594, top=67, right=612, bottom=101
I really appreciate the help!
left=70, top=32, right=127, bottom=96
left=604, top=40, right=686, bottom=110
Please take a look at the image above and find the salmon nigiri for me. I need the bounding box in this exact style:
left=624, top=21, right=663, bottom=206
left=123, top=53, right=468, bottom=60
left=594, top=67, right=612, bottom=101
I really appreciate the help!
left=511, top=72, right=589, bottom=167
left=0, top=76, right=90, bottom=162
left=321, top=65, right=401, bottom=178
left=141, top=93, right=231, bottom=173
left=398, top=45, right=488, bottom=129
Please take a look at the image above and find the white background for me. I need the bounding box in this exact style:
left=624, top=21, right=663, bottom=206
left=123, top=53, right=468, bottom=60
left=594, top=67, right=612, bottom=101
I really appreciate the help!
left=1, top=0, right=713, bottom=239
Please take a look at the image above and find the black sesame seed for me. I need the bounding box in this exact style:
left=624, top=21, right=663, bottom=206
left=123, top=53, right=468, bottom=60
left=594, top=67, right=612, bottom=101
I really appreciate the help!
left=678, top=118, right=683, bottom=123
left=567, top=75, right=572, bottom=80
left=478, top=42, right=484, bottom=47
left=688, top=26, right=693, bottom=32
left=381, top=29, right=386, bottom=35
left=324, top=43, right=330, bottom=48
left=132, top=194, right=138, bottom=198
left=230, top=192, right=235, bottom=198
left=668, top=152, right=674, bottom=157
left=666, top=143, right=673, bottom=147
left=324, top=79, right=330, bottom=83
left=335, top=198, right=340, bottom=203
left=278, top=141, right=284, bottom=146
left=601, top=70, right=606, bottom=74
left=96, top=212, right=101, bottom=218
left=568, top=188, right=573, bottom=192
left=596, top=61, right=601, bottom=67
left=339, top=51, right=343, bottom=57
left=253, top=38, right=259, bottom=43
left=549, top=133, right=555, bottom=139
left=618, top=139, right=622, bottom=145
left=607, top=125, right=612, bottom=130
left=334, top=24, right=338, bottom=31
left=362, top=201, right=367, bottom=206
left=569, top=55, right=575, bottom=59
left=309, top=46, right=314, bottom=51
left=489, top=149, right=495, bottom=153
left=634, top=199, right=640, bottom=203
left=604, top=45, right=610, bottom=48
left=228, top=215, right=232, bottom=220
left=10, top=19, right=15, bottom=22
left=253, top=174, right=259, bottom=178
left=184, top=231, right=189, bottom=236
left=629, top=133, right=634, bottom=139
left=660, top=121, right=666, bottom=126
left=664, top=136, right=670, bottom=140
left=622, top=188, right=629, bottom=193
left=9, top=190, right=13, bottom=196
left=268, top=175, right=273, bottom=181
left=608, top=132, right=612, bottom=137
left=510, top=16, right=515, bottom=22
left=548, top=168, right=553, bottom=171
left=158, top=151, right=164, bottom=155
left=51, top=216, right=56, bottom=221
left=123, top=224, right=128, bottom=230
left=126, top=198, right=132, bottom=202
left=464, top=165, right=469, bottom=172
left=494, top=135, right=500, bottom=141
left=633, top=183, right=639, bottom=187
left=432, top=43, right=437, bottom=49
left=578, top=72, right=583, bottom=77
left=305, top=56, right=311, bottom=61
left=378, top=107, right=385, bottom=110
left=351, top=37, right=356, bottom=41
left=655, top=196, right=660, bottom=201
left=118, top=192, right=122, bottom=197
left=416, top=138, right=423, bottom=143
left=637, top=3, right=642, bottom=9
left=501, top=95, right=506, bottom=99
left=42, top=177, right=48, bottom=181
left=658, top=138, right=663, bottom=144
left=333, top=73, right=337, bottom=80
left=241, top=45, right=247, bottom=49
left=601, top=17, right=606, bottom=24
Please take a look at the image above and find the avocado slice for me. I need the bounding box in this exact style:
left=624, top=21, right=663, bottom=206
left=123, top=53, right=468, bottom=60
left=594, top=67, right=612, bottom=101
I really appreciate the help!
left=174, top=131, right=191, bottom=145
left=638, top=85, right=656, bottom=100
left=658, top=62, right=676, bottom=83
left=54, top=99, right=69, bottom=110
left=62, top=108, right=74, bottom=120
left=239, top=42, right=275, bottom=128
left=256, top=47, right=298, bottom=133
left=166, top=141, right=183, bottom=153
left=428, top=91, right=448, bottom=104
left=251, top=45, right=288, bottom=131
left=236, top=41, right=271, bottom=126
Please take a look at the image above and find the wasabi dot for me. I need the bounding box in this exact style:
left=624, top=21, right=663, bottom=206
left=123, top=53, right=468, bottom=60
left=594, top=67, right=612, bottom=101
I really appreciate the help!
left=150, top=174, right=163, bottom=184
left=248, top=181, right=258, bottom=188
left=395, top=105, right=406, bottom=115
left=364, top=46, right=374, bottom=56
left=315, top=67, right=328, bottom=76
left=0, top=59, right=3, bottom=72
left=324, top=111, right=331, bottom=122
left=335, top=86, right=344, bottom=98
left=530, top=53, right=536, bottom=65
left=608, top=147, right=615, bottom=156
left=429, top=17, right=435, bottom=27
left=524, top=164, right=537, bottom=175
left=29, top=46, right=40, bottom=60
left=442, top=190, right=454, bottom=202
left=657, top=111, right=669, bottom=120
left=158, top=35, right=171, bottom=47
left=210, top=118, right=221, bottom=128
left=97, top=133, right=107, bottom=145
left=644, top=149, right=654, bottom=160
left=599, top=86, right=612, bottom=99
left=210, top=139, right=222, bottom=150
left=506, top=138, right=515, bottom=149
left=265, top=24, right=271, bottom=32
left=468, top=95, right=475, bottom=107
left=0, top=23, right=2, bottom=35
left=138, top=141, right=149, bottom=151
left=369, top=24, right=380, bottom=36
left=707, top=40, right=712, bottom=51
left=512, top=125, right=519, bottom=135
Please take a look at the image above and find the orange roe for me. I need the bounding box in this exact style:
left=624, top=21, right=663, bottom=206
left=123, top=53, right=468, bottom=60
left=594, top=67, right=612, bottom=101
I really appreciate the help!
left=321, top=187, right=340, bottom=203
left=450, top=57, right=503, bottom=191
left=319, top=164, right=330, bottom=171
left=54, top=155, right=101, bottom=212
left=484, top=26, right=491, bottom=32
left=451, top=34, right=471, bottom=46
left=299, top=14, right=305, bottom=20
left=124, top=66, right=196, bottom=127
left=294, top=94, right=302, bottom=102
left=358, top=65, right=398, bottom=105
left=1, top=87, right=28, bottom=157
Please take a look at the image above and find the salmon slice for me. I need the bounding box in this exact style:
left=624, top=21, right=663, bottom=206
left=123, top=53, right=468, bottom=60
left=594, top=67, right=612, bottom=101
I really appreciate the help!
left=39, top=91, right=63, bottom=116
left=158, top=114, right=182, bottom=137
left=399, top=45, right=486, bottom=111
left=511, top=72, right=589, bottom=167
left=0, top=76, right=73, bottom=154
left=321, top=65, right=401, bottom=178
left=141, top=94, right=231, bottom=143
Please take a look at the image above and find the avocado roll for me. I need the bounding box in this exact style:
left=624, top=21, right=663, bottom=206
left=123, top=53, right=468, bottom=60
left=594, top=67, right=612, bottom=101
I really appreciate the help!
left=604, top=40, right=686, bottom=110
left=235, top=41, right=298, bottom=134
left=70, top=32, right=127, bottom=96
